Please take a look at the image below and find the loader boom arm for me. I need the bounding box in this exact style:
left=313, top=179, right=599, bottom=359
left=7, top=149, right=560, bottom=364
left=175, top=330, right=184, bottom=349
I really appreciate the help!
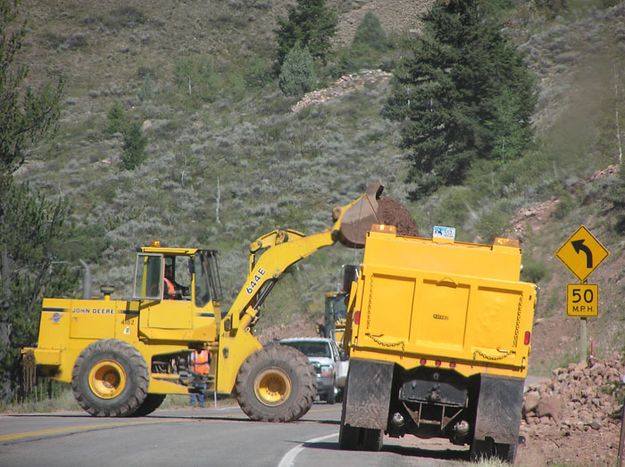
left=221, top=182, right=382, bottom=334
left=225, top=229, right=334, bottom=333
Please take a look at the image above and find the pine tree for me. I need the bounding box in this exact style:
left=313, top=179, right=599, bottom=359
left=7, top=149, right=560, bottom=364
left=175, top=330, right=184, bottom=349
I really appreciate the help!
left=352, top=12, right=388, bottom=52
left=279, top=43, right=316, bottom=97
left=121, top=121, right=148, bottom=170
left=0, top=0, right=75, bottom=401
left=0, top=1, right=63, bottom=174
left=275, top=0, right=337, bottom=68
left=383, top=0, right=536, bottom=199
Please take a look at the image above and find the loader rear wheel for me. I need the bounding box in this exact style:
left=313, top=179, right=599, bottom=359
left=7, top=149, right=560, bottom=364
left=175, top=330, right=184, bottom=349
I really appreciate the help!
left=235, top=345, right=315, bottom=422
left=131, top=394, right=166, bottom=417
left=72, top=339, right=149, bottom=417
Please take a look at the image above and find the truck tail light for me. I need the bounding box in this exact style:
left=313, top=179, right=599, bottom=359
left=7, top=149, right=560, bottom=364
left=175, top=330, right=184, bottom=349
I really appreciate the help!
left=524, top=331, right=531, bottom=345
left=435, top=360, right=441, bottom=367
left=449, top=361, right=456, bottom=368
left=354, top=311, right=361, bottom=325
left=419, top=359, right=427, bottom=365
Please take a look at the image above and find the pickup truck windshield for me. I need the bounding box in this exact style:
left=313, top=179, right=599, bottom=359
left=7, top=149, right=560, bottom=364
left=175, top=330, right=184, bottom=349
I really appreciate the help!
left=282, top=341, right=331, bottom=358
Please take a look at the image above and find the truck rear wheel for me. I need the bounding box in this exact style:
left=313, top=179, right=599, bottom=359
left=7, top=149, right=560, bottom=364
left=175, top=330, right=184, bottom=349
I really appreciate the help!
left=339, top=422, right=383, bottom=451
left=71, top=339, right=149, bottom=417
left=235, top=345, right=315, bottom=422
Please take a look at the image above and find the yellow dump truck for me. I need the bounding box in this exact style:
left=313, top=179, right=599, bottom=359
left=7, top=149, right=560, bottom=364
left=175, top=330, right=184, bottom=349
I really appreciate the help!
left=339, top=225, right=537, bottom=463
left=22, top=184, right=383, bottom=421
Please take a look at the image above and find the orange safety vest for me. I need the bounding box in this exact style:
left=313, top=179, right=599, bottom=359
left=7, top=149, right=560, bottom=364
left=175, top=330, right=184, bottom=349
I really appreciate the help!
left=191, top=350, right=210, bottom=375
left=163, top=277, right=175, bottom=299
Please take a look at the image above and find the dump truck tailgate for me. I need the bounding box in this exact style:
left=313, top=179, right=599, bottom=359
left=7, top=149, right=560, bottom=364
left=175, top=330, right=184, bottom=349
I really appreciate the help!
left=348, top=231, right=536, bottom=377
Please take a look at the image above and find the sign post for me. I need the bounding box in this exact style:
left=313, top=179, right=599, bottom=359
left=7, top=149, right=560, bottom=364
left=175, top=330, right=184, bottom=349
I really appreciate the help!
left=555, top=226, right=608, bottom=364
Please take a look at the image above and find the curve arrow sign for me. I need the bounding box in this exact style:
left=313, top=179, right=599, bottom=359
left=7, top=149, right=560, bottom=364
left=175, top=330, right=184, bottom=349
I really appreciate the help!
left=572, top=239, right=593, bottom=269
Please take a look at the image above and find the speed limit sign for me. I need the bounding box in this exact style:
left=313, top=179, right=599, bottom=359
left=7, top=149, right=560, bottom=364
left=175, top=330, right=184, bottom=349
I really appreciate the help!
left=566, top=284, right=598, bottom=317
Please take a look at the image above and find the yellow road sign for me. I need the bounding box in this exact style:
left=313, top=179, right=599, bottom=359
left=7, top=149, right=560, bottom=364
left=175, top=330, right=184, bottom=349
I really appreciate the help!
left=555, top=225, right=609, bottom=281
left=566, top=283, right=598, bottom=317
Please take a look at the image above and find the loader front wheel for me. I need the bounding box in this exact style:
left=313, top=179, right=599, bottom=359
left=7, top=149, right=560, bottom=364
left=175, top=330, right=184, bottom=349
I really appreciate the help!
left=131, top=393, right=166, bottom=417
left=72, top=339, right=149, bottom=417
left=235, top=345, right=315, bottom=422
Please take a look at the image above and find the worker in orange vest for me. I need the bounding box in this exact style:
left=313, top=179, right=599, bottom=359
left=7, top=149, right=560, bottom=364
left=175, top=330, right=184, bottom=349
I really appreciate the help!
left=163, top=263, right=178, bottom=300
left=189, top=349, right=210, bottom=408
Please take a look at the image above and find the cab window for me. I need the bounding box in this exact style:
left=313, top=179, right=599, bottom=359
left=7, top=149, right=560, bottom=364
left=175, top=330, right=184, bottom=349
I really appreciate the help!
left=133, top=253, right=163, bottom=300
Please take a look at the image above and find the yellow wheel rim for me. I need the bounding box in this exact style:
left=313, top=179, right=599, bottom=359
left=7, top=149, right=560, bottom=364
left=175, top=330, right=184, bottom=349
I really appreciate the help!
left=253, top=368, right=292, bottom=407
left=88, top=360, right=127, bottom=399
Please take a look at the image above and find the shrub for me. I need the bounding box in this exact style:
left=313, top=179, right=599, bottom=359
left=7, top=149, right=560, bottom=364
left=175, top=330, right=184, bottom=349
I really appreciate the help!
left=475, top=207, right=510, bottom=243
left=174, top=56, right=218, bottom=102
left=106, top=101, right=128, bottom=135
left=105, top=6, right=146, bottom=29
left=431, top=186, right=477, bottom=229
left=521, top=257, right=549, bottom=283
left=120, top=121, right=148, bottom=170
left=243, top=57, right=275, bottom=89
left=278, top=44, right=316, bottom=97
left=138, top=75, right=155, bottom=102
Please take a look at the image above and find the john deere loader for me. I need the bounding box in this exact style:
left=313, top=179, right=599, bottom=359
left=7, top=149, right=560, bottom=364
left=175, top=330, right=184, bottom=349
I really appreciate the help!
left=22, top=183, right=384, bottom=421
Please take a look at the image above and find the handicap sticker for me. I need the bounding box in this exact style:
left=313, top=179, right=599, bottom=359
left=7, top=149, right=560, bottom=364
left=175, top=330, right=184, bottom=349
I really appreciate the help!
left=433, top=226, right=456, bottom=240
left=51, top=312, right=62, bottom=323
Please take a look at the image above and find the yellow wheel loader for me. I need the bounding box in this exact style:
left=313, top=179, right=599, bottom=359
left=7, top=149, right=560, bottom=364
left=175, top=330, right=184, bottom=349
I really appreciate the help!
left=22, top=183, right=383, bottom=421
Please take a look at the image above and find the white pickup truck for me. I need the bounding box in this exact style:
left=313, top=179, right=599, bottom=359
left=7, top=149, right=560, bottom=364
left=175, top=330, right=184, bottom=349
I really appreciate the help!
left=279, top=337, right=349, bottom=404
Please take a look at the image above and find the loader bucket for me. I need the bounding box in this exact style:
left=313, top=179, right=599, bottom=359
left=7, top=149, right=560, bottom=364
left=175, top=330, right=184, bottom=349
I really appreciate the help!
left=336, top=182, right=384, bottom=248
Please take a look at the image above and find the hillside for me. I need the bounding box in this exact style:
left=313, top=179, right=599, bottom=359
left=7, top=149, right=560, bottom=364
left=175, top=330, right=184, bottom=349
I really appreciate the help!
left=13, top=0, right=625, bottom=368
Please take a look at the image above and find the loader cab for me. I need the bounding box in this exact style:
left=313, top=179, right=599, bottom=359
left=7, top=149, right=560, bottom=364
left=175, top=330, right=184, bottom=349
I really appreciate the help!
left=133, top=244, right=223, bottom=342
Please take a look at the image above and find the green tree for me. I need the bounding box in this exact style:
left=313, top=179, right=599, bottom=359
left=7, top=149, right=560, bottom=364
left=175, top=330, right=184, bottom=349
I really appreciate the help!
left=335, top=12, right=389, bottom=75
left=105, top=101, right=128, bottom=135
left=0, top=1, right=63, bottom=174
left=275, top=0, right=337, bottom=68
left=279, top=43, right=316, bottom=97
left=383, top=0, right=536, bottom=199
left=352, top=12, right=388, bottom=52
left=0, top=0, right=75, bottom=401
left=120, top=121, right=148, bottom=170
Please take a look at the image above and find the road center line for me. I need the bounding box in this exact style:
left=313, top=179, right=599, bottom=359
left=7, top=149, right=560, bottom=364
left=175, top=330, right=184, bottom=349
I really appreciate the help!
left=0, top=420, right=176, bottom=443
left=277, top=432, right=339, bottom=467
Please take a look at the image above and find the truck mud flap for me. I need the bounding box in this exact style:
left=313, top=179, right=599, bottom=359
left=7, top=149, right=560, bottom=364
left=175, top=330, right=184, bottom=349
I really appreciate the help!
left=342, top=358, right=394, bottom=430
left=473, top=374, right=524, bottom=445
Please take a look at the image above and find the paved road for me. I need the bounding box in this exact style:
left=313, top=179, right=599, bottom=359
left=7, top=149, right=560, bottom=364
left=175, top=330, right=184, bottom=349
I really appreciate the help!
left=0, top=403, right=468, bottom=467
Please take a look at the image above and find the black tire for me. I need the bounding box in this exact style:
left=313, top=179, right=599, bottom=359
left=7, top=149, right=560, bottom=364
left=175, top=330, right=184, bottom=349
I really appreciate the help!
left=338, top=424, right=383, bottom=451
left=362, top=428, right=383, bottom=451
left=326, top=384, right=336, bottom=405
left=71, top=339, right=149, bottom=417
left=339, top=422, right=360, bottom=450
left=235, top=345, right=316, bottom=422
left=131, top=394, right=166, bottom=417
left=338, top=371, right=383, bottom=451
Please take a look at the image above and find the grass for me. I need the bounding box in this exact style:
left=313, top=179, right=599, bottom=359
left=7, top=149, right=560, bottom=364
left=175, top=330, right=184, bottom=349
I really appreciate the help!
left=0, top=388, right=235, bottom=414
left=1, top=388, right=80, bottom=414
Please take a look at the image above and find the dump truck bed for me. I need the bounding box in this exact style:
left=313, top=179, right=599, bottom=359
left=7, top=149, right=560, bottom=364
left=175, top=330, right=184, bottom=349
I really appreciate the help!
left=347, top=229, right=536, bottom=379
